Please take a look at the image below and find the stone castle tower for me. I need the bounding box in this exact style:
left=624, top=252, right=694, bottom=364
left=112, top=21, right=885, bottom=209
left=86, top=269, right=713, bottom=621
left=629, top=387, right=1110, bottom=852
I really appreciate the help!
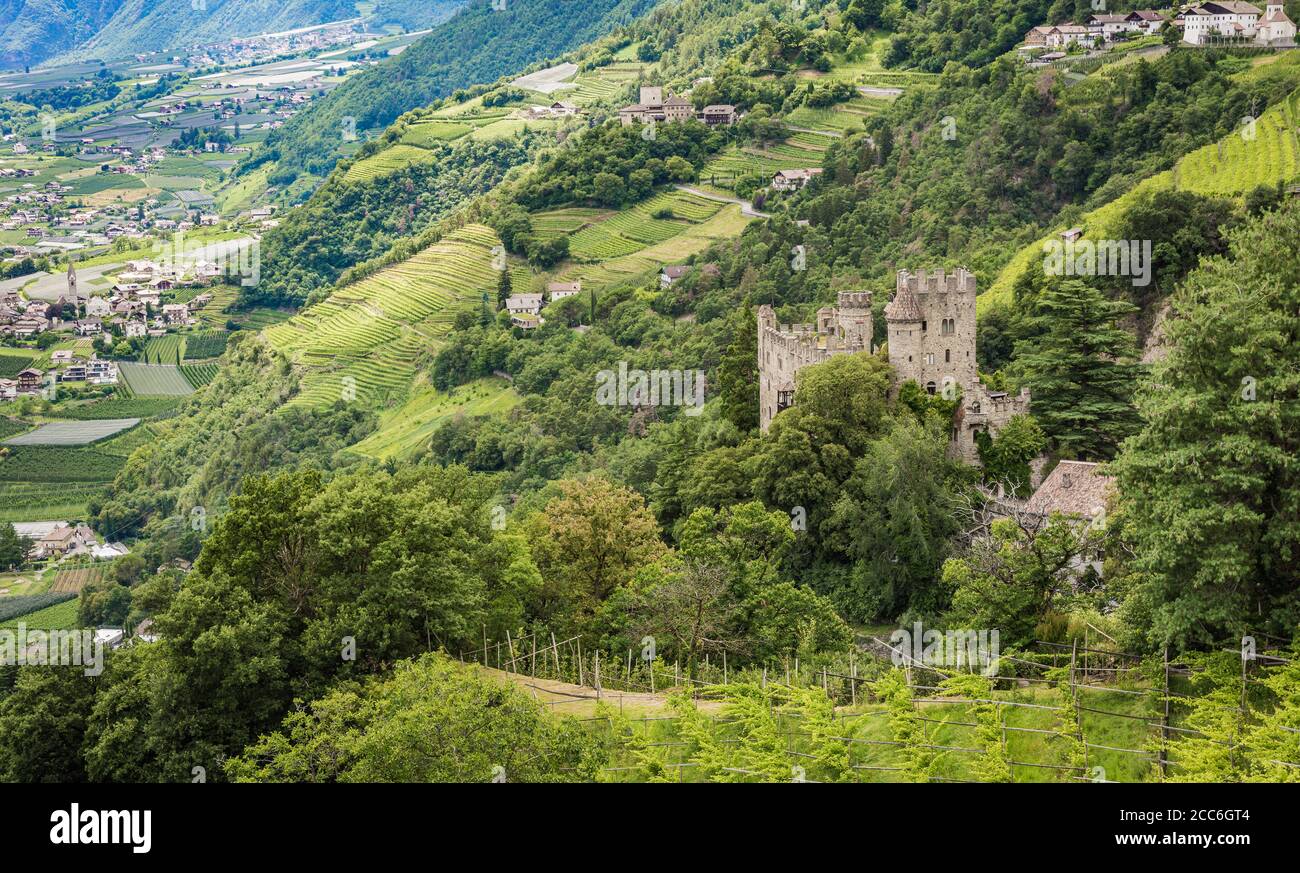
left=759, top=291, right=873, bottom=431
left=758, top=268, right=1030, bottom=465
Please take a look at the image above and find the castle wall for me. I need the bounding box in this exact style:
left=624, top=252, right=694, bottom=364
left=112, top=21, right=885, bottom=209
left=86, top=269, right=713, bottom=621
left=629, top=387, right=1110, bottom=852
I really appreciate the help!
left=757, top=270, right=1032, bottom=468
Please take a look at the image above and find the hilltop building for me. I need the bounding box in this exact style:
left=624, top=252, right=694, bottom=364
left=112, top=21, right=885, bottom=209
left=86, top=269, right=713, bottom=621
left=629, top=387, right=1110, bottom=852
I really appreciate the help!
left=758, top=269, right=1030, bottom=465
left=618, top=86, right=736, bottom=127
left=1182, top=2, right=1296, bottom=44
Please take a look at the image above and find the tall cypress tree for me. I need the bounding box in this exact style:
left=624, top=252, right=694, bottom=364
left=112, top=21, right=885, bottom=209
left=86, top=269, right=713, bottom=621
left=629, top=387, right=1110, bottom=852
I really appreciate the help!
left=496, top=269, right=512, bottom=311
left=1014, top=279, right=1142, bottom=460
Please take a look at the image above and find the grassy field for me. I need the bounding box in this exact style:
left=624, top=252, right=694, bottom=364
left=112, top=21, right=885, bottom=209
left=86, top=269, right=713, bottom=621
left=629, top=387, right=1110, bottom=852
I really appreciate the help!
left=348, top=378, right=521, bottom=460
left=118, top=362, right=196, bottom=396
left=548, top=203, right=754, bottom=293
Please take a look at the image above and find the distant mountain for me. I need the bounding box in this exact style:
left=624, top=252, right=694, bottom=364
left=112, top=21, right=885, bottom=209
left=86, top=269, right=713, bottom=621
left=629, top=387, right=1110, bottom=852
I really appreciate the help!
left=0, top=0, right=126, bottom=70
left=245, top=0, right=662, bottom=183
left=0, top=0, right=465, bottom=71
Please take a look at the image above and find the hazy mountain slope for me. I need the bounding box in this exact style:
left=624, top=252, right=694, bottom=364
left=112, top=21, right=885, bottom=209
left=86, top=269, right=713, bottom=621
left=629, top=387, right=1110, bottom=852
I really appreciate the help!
left=0, top=0, right=125, bottom=70
left=244, top=0, right=661, bottom=182
left=53, top=0, right=465, bottom=65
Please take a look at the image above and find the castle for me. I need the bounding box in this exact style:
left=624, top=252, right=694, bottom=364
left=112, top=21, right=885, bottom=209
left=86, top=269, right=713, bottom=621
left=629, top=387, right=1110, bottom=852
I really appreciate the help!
left=758, top=268, right=1030, bottom=464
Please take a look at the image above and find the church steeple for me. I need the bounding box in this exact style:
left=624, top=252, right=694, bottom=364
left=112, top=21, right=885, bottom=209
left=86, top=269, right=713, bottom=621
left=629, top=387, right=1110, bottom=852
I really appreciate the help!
left=67, top=260, right=77, bottom=303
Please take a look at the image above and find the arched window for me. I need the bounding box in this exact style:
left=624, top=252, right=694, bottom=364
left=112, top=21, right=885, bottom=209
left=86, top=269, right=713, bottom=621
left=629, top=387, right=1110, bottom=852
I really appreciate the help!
left=925, top=381, right=937, bottom=395
left=945, top=349, right=951, bottom=363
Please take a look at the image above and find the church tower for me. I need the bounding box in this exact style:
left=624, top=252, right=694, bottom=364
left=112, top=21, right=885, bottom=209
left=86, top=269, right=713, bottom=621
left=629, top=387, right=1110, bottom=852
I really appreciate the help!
left=67, top=260, right=78, bottom=311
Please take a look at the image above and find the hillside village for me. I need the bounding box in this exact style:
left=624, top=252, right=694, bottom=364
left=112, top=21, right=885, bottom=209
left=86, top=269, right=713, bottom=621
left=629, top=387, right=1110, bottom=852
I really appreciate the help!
left=1021, top=3, right=1296, bottom=58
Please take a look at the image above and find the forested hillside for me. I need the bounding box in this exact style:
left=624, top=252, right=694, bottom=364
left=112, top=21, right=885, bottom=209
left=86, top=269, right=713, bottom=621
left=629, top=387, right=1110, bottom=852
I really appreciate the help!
left=242, top=0, right=662, bottom=184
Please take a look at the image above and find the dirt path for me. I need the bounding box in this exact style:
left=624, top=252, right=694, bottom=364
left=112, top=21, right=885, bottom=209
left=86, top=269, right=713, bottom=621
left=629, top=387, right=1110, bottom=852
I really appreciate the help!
left=673, top=184, right=770, bottom=218
left=478, top=666, right=727, bottom=716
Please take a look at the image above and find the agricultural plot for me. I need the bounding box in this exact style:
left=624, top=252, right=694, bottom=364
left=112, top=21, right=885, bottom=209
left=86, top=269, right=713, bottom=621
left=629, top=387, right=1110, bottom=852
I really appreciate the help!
left=564, top=191, right=724, bottom=261
left=348, top=378, right=521, bottom=460
left=0, top=445, right=127, bottom=522
left=4, top=418, right=140, bottom=446
left=51, top=565, right=106, bottom=594
left=268, top=225, right=504, bottom=410
left=183, top=330, right=230, bottom=359
left=143, top=334, right=185, bottom=364
left=58, top=396, right=183, bottom=420
left=0, top=597, right=78, bottom=631
left=551, top=204, right=753, bottom=293
left=0, top=353, right=35, bottom=378
left=1174, top=95, right=1300, bottom=196
left=702, top=144, right=824, bottom=188
left=118, top=362, right=196, bottom=396
left=181, top=363, right=220, bottom=389
left=344, top=144, right=441, bottom=184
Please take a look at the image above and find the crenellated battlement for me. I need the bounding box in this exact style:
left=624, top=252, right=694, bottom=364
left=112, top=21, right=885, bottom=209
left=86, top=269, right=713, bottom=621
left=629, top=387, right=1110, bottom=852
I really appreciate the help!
left=896, top=267, right=977, bottom=298
left=759, top=266, right=1030, bottom=468
left=836, top=291, right=874, bottom=309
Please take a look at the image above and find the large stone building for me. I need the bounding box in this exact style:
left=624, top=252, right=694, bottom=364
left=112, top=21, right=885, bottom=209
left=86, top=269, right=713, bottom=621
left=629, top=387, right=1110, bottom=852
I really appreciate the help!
left=758, top=268, right=1030, bottom=465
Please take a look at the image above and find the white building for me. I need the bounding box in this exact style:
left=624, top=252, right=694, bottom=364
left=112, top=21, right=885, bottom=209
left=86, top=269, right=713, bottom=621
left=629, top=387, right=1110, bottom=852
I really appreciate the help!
left=1182, top=2, right=1293, bottom=44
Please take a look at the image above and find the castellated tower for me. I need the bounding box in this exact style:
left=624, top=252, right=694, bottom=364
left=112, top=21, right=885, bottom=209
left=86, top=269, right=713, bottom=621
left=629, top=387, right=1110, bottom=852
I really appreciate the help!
left=885, top=267, right=978, bottom=395
left=758, top=291, right=873, bottom=431
left=757, top=267, right=1031, bottom=467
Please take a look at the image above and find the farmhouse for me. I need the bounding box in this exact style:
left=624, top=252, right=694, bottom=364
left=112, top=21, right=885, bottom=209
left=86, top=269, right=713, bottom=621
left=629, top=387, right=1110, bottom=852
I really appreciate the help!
left=16, top=368, right=44, bottom=394
left=0, top=379, right=15, bottom=401
left=546, top=281, right=582, bottom=301
left=1026, top=461, right=1115, bottom=518
left=74, top=318, right=103, bottom=336
left=771, top=168, right=824, bottom=192
left=162, top=303, right=190, bottom=325
left=505, top=294, right=544, bottom=316
left=619, top=87, right=697, bottom=126
left=660, top=265, right=693, bottom=287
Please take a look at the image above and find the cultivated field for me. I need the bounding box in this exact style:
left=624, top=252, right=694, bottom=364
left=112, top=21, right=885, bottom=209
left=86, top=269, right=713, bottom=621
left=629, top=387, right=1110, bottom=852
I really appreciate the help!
left=3, top=418, right=140, bottom=446
left=266, top=224, right=504, bottom=409
left=118, top=362, right=197, bottom=396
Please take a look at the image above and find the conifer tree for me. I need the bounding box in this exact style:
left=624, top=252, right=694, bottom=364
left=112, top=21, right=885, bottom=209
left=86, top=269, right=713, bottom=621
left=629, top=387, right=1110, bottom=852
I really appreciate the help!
left=1015, top=279, right=1141, bottom=459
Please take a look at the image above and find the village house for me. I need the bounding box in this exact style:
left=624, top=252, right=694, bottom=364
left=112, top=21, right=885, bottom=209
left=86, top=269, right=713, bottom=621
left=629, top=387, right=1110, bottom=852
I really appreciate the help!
left=87, top=358, right=117, bottom=384
left=619, top=87, right=696, bottom=126
left=546, top=281, right=582, bottom=302
left=511, top=313, right=541, bottom=330
left=162, top=303, right=190, bottom=325
left=16, top=368, right=43, bottom=394
left=74, top=318, right=102, bottom=336
left=1184, top=2, right=1296, bottom=45
left=771, top=168, right=824, bottom=192
left=660, top=265, right=693, bottom=287
left=505, top=293, right=544, bottom=316
left=124, top=319, right=147, bottom=338
left=85, top=296, right=111, bottom=318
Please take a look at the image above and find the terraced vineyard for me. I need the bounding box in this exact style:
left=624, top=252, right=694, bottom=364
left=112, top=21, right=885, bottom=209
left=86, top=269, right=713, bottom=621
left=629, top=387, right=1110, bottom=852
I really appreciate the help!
left=266, top=225, right=505, bottom=410
left=550, top=203, right=753, bottom=292
left=1174, top=91, right=1300, bottom=196
left=344, top=144, right=442, bottom=184
left=181, top=363, right=220, bottom=389
left=984, top=85, right=1300, bottom=310
left=183, top=331, right=230, bottom=360
left=558, top=190, right=725, bottom=261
